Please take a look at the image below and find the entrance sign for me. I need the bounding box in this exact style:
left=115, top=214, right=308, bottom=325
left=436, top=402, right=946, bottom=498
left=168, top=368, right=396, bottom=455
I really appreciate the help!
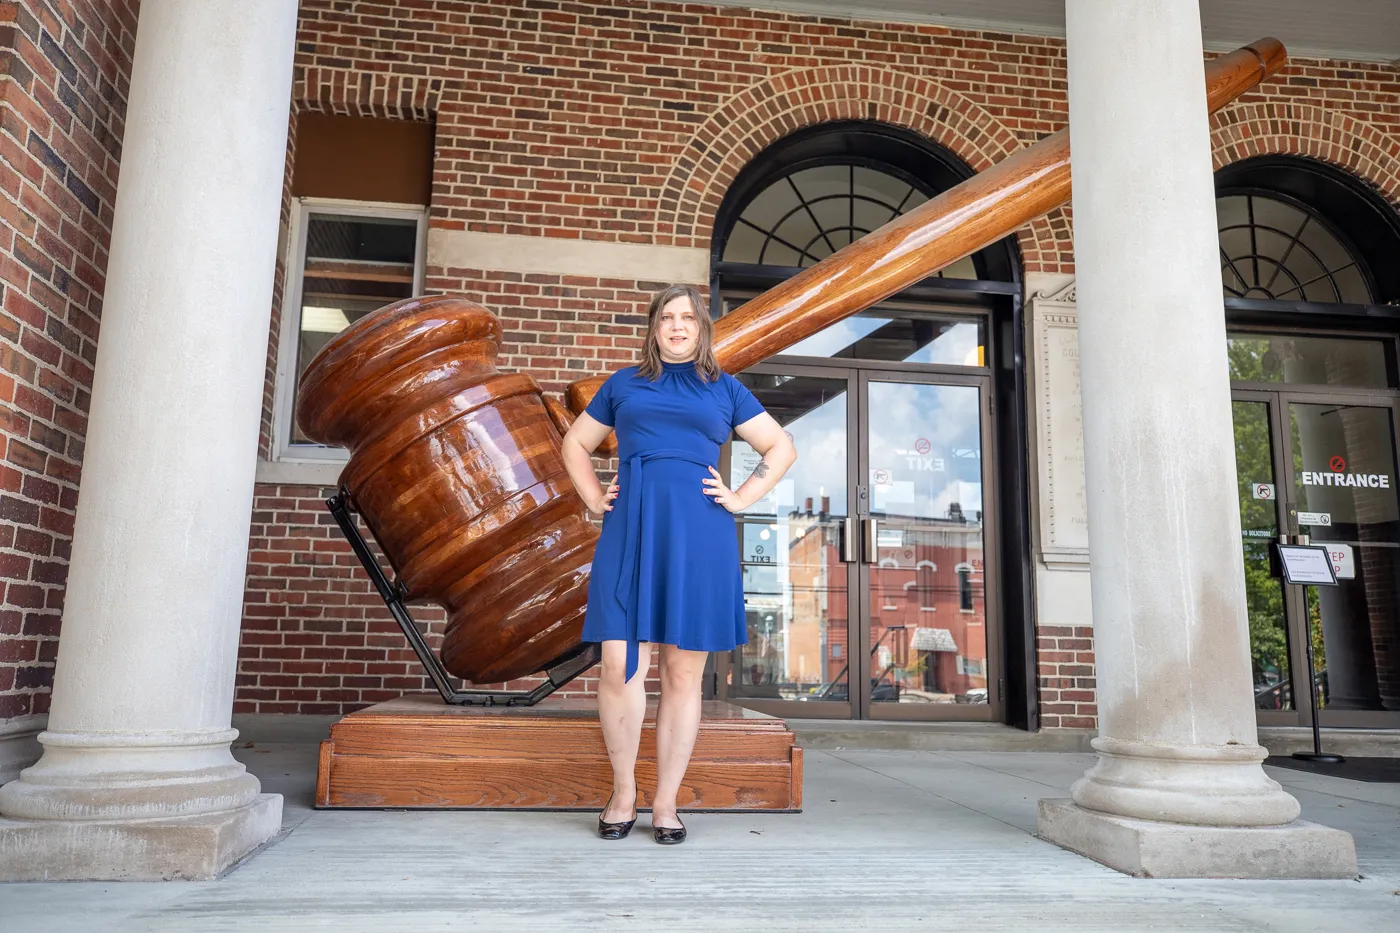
left=1327, top=543, right=1355, bottom=580
left=1251, top=483, right=1275, bottom=500
left=1300, top=470, right=1391, bottom=488
left=1297, top=511, right=1331, bottom=527
left=1276, top=544, right=1339, bottom=586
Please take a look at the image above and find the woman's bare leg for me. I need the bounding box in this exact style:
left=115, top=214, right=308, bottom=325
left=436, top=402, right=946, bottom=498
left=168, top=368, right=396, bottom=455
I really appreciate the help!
left=597, top=639, right=650, bottom=822
left=652, top=645, right=709, bottom=828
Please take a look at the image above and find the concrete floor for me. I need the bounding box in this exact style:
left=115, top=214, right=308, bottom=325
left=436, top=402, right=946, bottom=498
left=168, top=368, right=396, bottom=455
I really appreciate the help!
left=1, top=744, right=1397, bottom=931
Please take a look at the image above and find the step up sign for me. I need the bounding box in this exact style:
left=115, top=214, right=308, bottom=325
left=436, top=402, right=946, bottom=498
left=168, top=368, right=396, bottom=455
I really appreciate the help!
left=1328, top=544, right=1356, bottom=580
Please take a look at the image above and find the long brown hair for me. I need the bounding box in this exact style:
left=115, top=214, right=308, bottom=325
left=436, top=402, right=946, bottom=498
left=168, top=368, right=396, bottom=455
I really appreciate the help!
left=636, top=284, right=722, bottom=382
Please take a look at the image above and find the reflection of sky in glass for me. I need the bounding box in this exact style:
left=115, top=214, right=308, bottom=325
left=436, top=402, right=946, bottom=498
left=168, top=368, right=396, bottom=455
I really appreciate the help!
left=781, top=316, right=982, bottom=366
left=738, top=386, right=848, bottom=518
left=868, top=383, right=982, bottom=520
left=903, top=322, right=981, bottom=366
left=786, top=318, right=888, bottom=358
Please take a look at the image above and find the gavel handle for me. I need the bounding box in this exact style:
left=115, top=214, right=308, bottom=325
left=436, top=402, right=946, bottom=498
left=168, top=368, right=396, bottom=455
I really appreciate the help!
left=565, top=37, right=1286, bottom=424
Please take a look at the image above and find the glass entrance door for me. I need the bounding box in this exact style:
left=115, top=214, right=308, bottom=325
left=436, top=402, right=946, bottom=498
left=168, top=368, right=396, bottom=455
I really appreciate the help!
left=859, top=373, right=998, bottom=720
left=724, top=366, right=855, bottom=718
left=1232, top=388, right=1400, bottom=727
left=719, top=363, right=999, bottom=721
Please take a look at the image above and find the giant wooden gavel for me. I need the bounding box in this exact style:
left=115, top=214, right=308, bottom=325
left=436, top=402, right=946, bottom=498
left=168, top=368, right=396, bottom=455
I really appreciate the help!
left=296, top=41, right=1285, bottom=686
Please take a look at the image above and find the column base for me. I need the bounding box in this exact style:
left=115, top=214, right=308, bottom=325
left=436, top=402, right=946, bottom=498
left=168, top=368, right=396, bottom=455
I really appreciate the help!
left=1037, top=799, right=1357, bottom=879
left=0, top=793, right=283, bottom=881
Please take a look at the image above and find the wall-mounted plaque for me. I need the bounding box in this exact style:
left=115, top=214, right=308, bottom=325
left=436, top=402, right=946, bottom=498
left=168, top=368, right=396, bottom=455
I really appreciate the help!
left=1029, top=280, right=1090, bottom=570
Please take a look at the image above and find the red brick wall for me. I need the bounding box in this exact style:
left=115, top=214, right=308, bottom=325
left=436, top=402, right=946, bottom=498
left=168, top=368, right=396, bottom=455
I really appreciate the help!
left=3, top=1, right=1398, bottom=726
left=229, top=0, right=1400, bottom=721
left=0, top=0, right=135, bottom=722
left=1035, top=624, right=1096, bottom=729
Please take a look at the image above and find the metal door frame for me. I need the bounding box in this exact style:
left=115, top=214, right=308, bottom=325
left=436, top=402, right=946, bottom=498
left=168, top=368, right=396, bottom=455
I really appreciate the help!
left=715, top=357, right=1004, bottom=722
left=1231, top=384, right=1400, bottom=730
left=854, top=368, right=1001, bottom=722
left=715, top=359, right=859, bottom=720
left=1231, top=388, right=1311, bottom=728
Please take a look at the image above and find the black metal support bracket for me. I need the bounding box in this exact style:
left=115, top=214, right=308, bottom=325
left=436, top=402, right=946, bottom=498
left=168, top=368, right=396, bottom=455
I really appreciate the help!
left=326, top=493, right=600, bottom=706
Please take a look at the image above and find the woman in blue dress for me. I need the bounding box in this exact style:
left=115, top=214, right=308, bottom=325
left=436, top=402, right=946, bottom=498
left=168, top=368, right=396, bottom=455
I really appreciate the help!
left=561, top=284, right=797, bottom=844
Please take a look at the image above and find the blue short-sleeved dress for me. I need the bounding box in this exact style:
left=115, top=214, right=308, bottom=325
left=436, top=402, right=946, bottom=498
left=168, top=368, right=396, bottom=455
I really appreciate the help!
left=582, top=360, right=767, bottom=680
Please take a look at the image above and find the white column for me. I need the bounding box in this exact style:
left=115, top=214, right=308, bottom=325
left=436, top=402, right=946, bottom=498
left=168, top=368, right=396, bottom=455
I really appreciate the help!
left=0, top=0, right=295, bottom=880
left=1036, top=1, right=1356, bottom=878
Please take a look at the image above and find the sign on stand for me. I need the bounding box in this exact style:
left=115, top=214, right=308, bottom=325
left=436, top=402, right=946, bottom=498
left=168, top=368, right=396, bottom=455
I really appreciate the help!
left=1275, top=544, right=1338, bottom=586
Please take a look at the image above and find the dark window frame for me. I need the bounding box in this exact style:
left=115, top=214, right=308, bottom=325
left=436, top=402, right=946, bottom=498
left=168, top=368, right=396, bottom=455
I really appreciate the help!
left=707, top=121, right=1037, bottom=730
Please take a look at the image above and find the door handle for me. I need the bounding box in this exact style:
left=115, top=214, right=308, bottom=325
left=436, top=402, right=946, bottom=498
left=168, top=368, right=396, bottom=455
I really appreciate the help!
left=862, top=517, right=879, bottom=562
left=841, top=517, right=858, bottom=562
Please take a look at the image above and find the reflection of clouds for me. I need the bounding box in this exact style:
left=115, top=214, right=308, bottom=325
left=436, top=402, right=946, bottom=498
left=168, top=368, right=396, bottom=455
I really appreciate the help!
left=869, top=383, right=979, bottom=463
left=773, top=391, right=849, bottom=516
left=904, top=322, right=980, bottom=366
left=742, top=382, right=984, bottom=521
left=929, top=479, right=983, bottom=517
left=787, top=318, right=887, bottom=358
left=869, top=383, right=982, bottom=519
left=783, top=317, right=981, bottom=366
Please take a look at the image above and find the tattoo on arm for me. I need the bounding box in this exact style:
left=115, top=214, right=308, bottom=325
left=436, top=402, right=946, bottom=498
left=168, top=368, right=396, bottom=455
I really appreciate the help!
left=751, top=459, right=771, bottom=480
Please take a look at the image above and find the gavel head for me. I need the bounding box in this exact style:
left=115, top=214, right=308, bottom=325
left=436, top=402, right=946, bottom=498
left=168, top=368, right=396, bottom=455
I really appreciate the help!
left=295, top=295, right=596, bottom=684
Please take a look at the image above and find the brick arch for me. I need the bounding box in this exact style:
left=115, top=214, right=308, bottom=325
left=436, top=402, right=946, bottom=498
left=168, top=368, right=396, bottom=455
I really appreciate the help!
left=293, top=66, right=442, bottom=121
left=655, top=65, right=1069, bottom=272
left=1211, top=102, right=1400, bottom=209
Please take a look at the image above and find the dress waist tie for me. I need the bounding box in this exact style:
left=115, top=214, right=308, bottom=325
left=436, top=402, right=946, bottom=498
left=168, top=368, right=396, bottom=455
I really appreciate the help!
left=613, top=449, right=718, bottom=682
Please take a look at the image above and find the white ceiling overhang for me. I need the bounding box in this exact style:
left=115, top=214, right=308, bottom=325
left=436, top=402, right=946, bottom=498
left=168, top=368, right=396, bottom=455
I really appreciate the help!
left=702, top=1, right=1400, bottom=63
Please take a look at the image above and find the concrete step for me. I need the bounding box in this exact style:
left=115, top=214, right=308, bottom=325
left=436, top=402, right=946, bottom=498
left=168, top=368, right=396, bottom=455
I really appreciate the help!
left=232, top=713, right=1400, bottom=758
left=786, top=719, right=1096, bottom=752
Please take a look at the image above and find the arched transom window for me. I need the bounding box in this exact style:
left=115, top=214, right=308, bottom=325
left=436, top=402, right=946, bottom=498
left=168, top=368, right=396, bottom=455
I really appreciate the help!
left=1218, top=194, right=1372, bottom=304
left=722, top=164, right=977, bottom=279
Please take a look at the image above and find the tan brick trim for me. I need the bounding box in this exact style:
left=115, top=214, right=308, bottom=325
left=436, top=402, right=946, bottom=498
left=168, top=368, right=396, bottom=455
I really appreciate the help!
left=426, top=230, right=709, bottom=282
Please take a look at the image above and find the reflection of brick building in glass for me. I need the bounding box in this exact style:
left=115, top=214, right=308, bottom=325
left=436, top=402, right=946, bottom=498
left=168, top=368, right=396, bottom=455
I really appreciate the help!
left=743, top=496, right=985, bottom=703
left=783, top=498, right=848, bottom=696
left=867, top=512, right=988, bottom=703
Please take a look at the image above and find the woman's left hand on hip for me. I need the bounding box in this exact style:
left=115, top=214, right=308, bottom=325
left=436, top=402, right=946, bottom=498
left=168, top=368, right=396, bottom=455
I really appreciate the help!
left=702, top=466, right=745, bottom=513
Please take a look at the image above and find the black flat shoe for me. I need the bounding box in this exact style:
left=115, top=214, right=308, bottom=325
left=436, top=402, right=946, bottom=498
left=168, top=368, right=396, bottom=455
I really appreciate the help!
left=598, top=795, right=637, bottom=840
left=653, top=817, right=686, bottom=845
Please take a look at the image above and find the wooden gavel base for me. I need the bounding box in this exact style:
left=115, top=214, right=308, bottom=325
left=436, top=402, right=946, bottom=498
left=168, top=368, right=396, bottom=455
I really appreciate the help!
left=314, top=694, right=803, bottom=811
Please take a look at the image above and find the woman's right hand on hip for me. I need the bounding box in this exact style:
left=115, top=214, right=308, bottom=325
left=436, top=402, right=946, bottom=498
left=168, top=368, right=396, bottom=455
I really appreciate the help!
left=588, top=481, right=619, bottom=515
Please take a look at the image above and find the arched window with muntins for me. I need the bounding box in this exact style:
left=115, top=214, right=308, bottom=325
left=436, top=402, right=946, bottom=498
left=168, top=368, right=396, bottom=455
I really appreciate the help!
left=722, top=163, right=978, bottom=280
left=710, top=122, right=1020, bottom=365
left=1216, top=156, right=1400, bottom=309
left=1218, top=194, right=1370, bottom=304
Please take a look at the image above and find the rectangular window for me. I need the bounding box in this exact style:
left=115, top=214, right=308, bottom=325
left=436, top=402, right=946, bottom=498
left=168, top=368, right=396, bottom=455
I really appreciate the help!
left=721, top=291, right=987, bottom=367
left=1226, top=332, right=1396, bottom=389
left=958, top=568, right=974, bottom=612
left=274, top=200, right=426, bottom=458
